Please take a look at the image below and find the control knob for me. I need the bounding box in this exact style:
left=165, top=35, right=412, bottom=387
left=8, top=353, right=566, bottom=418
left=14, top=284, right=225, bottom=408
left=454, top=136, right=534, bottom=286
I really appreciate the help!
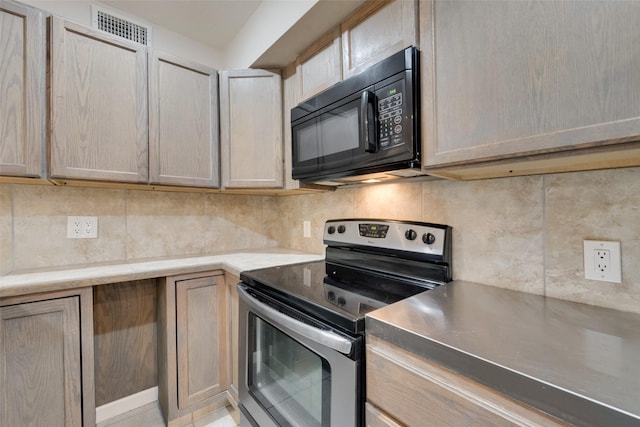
left=337, top=296, right=346, bottom=307
left=422, top=233, right=436, bottom=245
left=327, top=226, right=336, bottom=234
left=337, top=225, right=346, bottom=234
left=327, top=291, right=336, bottom=302
left=405, top=229, right=417, bottom=241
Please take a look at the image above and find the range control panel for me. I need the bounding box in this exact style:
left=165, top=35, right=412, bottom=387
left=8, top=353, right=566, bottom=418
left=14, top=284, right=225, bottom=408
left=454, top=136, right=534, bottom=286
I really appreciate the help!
left=324, top=219, right=450, bottom=257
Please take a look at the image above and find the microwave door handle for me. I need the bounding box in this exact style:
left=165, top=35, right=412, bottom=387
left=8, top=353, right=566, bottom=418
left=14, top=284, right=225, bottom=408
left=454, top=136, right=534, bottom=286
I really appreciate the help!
left=238, top=286, right=353, bottom=355
left=360, top=90, right=378, bottom=153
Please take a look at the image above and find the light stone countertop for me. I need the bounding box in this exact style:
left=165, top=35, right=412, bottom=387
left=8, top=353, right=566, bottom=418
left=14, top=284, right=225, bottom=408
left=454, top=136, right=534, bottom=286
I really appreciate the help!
left=0, top=247, right=324, bottom=298
left=366, top=280, right=640, bottom=427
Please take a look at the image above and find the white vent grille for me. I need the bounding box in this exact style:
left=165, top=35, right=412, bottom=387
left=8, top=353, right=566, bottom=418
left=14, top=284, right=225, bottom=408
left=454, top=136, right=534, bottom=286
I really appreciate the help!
left=91, top=6, right=152, bottom=46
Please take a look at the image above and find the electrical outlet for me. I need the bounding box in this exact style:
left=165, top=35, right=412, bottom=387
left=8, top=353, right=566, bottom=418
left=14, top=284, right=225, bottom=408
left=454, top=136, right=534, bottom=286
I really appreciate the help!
left=584, top=240, right=621, bottom=283
left=303, top=220, right=311, bottom=238
left=67, top=216, right=98, bottom=239
left=83, top=216, right=98, bottom=238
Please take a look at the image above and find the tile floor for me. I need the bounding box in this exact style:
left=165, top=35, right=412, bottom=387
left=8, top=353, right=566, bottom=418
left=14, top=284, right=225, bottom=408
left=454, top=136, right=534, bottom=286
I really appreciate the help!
left=98, top=402, right=237, bottom=427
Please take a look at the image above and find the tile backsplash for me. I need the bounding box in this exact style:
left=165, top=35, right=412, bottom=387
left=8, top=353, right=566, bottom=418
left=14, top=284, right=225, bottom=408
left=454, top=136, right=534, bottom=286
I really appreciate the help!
left=1, top=166, right=639, bottom=314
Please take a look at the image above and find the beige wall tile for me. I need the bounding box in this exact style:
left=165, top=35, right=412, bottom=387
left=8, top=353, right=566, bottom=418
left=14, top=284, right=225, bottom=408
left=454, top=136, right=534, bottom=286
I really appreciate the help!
left=0, top=184, right=13, bottom=274
left=12, top=185, right=126, bottom=270
left=545, top=168, right=640, bottom=313
left=353, top=181, right=423, bottom=221
left=205, top=194, right=270, bottom=252
left=422, top=176, right=545, bottom=294
left=126, top=190, right=207, bottom=260
left=264, top=189, right=355, bottom=254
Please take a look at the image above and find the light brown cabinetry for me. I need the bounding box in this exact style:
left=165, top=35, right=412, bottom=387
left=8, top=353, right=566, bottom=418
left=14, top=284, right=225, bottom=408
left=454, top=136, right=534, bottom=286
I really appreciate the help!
left=0, top=288, right=95, bottom=427
left=421, top=0, right=640, bottom=178
left=49, top=17, right=148, bottom=183
left=225, top=272, right=240, bottom=405
left=295, top=28, right=342, bottom=102
left=220, top=69, right=283, bottom=189
left=366, top=336, right=568, bottom=427
left=158, top=271, right=229, bottom=424
left=341, top=0, right=418, bottom=78
left=149, top=51, right=220, bottom=187
left=0, top=0, right=45, bottom=178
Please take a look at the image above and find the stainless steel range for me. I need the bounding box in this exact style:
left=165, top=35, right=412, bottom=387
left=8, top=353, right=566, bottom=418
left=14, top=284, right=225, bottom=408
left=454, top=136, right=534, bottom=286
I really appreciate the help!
left=238, top=219, right=452, bottom=427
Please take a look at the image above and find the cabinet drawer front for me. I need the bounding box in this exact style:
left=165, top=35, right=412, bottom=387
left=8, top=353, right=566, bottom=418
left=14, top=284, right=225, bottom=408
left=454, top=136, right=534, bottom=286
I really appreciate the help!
left=366, top=337, right=568, bottom=427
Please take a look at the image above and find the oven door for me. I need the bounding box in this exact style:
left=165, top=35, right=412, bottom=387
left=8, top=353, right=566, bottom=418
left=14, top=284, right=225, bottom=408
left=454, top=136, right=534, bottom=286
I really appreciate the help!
left=238, top=284, right=361, bottom=427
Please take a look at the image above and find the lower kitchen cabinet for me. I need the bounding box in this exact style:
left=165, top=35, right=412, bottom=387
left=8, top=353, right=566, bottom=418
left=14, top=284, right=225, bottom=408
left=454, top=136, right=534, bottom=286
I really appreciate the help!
left=0, top=288, right=94, bottom=427
left=158, top=271, right=229, bottom=425
left=366, top=336, right=569, bottom=427
left=225, top=272, right=240, bottom=406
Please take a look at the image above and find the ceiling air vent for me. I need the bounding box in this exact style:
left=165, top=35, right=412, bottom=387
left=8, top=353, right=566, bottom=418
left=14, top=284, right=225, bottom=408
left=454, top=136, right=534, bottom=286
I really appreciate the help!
left=91, top=5, right=152, bottom=46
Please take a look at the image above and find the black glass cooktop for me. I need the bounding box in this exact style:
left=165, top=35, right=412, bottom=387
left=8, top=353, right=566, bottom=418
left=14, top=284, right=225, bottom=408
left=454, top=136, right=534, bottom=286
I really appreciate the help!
left=240, top=260, right=440, bottom=334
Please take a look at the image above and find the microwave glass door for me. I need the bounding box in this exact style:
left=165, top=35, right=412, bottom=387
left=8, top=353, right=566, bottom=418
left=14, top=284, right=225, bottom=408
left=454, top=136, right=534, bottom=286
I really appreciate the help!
left=248, top=314, right=331, bottom=427
left=293, top=93, right=378, bottom=176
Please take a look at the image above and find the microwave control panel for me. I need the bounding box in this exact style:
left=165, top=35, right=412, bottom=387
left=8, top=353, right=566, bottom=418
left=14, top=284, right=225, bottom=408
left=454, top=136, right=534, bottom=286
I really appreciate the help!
left=378, top=81, right=406, bottom=149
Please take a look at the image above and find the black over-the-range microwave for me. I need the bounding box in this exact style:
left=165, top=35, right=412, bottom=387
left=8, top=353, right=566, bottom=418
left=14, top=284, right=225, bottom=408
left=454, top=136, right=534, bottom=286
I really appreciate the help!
left=291, top=46, right=422, bottom=185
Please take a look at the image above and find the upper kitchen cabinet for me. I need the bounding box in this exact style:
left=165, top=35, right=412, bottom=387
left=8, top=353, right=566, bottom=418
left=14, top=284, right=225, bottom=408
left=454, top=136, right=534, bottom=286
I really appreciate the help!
left=283, top=66, right=302, bottom=190
left=49, top=17, right=148, bottom=183
left=220, top=69, right=283, bottom=189
left=295, top=28, right=342, bottom=102
left=420, top=0, right=640, bottom=178
left=341, top=0, right=418, bottom=78
left=149, top=51, right=219, bottom=188
left=0, top=0, right=45, bottom=178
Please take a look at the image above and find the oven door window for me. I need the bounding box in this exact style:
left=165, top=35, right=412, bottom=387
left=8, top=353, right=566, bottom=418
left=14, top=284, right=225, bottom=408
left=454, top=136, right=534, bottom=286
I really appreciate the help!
left=248, top=313, right=331, bottom=427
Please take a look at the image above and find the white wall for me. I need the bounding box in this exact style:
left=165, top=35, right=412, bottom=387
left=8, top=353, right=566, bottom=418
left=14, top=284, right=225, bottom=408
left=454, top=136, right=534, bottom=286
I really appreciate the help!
left=222, top=0, right=317, bottom=68
left=21, top=0, right=225, bottom=68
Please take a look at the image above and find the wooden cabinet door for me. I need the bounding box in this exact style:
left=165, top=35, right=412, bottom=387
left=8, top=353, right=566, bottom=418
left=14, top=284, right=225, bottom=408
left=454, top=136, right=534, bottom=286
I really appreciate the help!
left=0, top=0, right=45, bottom=178
left=176, top=274, right=228, bottom=409
left=366, top=336, right=569, bottom=427
left=422, top=0, right=640, bottom=168
left=49, top=17, right=148, bottom=183
left=341, top=0, right=418, bottom=78
left=0, top=297, right=82, bottom=427
left=295, top=28, right=342, bottom=102
left=149, top=51, right=219, bottom=187
left=220, top=69, right=283, bottom=189
left=225, top=273, right=240, bottom=403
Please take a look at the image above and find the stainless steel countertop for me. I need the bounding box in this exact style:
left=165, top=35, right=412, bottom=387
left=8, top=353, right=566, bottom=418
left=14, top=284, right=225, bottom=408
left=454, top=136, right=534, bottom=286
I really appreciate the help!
left=366, top=280, right=640, bottom=427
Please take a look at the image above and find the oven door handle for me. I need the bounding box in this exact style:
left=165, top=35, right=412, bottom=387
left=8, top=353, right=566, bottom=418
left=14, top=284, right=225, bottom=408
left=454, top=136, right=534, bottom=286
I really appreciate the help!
left=238, top=286, right=353, bottom=355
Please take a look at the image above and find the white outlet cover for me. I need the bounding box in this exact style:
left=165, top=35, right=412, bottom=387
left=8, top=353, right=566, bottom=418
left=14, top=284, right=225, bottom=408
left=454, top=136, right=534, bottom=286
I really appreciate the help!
left=67, top=216, right=98, bottom=239
left=584, top=240, right=622, bottom=283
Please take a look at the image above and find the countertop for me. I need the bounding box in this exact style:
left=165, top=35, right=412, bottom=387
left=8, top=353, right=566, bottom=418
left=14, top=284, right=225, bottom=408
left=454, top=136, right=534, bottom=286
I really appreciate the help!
left=366, top=280, right=640, bottom=427
left=0, top=247, right=324, bottom=298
